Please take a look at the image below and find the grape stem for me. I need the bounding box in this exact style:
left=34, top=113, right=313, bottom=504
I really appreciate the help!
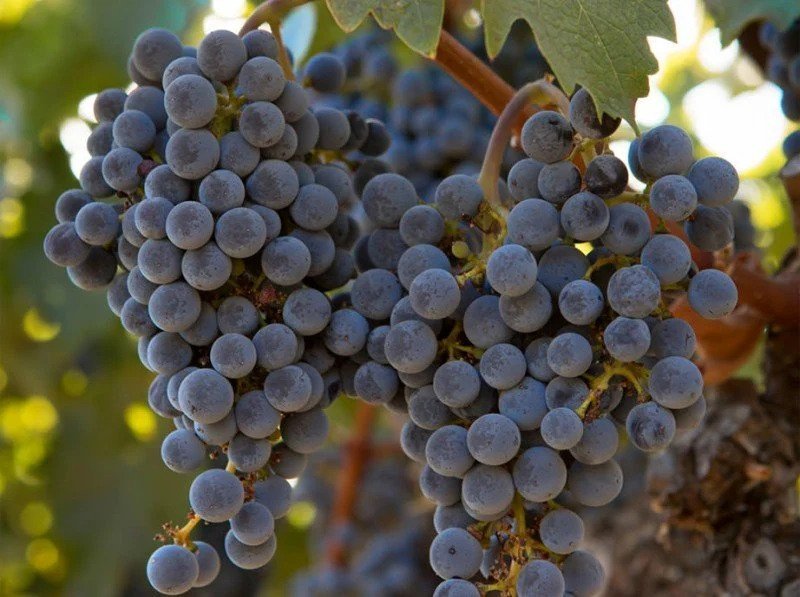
left=239, top=0, right=310, bottom=79
left=324, top=402, right=378, bottom=568
left=577, top=361, right=648, bottom=419
left=478, top=79, right=569, bottom=212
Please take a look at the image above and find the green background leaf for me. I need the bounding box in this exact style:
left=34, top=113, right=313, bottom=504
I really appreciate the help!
left=704, top=0, right=800, bottom=45
left=326, top=0, right=443, bottom=55
left=480, top=0, right=676, bottom=129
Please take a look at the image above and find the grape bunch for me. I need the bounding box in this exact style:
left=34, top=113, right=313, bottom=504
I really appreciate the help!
left=41, top=26, right=390, bottom=595
left=335, top=87, right=739, bottom=594
left=760, top=19, right=800, bottom=160
left=312, top=30, right=529, bottom=198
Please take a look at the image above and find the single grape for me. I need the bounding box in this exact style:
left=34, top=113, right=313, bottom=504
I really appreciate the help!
left=567, top=459, right=623, bottom=507
left=499, top=377, right=548, bottom=431
left=603, top=316, right=651, bottom=362
left=216, top=296, right=259, bottom=335
left=536, top=245, right=590, bottom=297
left=507, top=158, right=544, bottom=201
left=189, top=468, right=244, bottom=522
left=558, top=280, right=604, bottom=325
left=399, top=204, right=445, bottom=246
left=409, top=268, right=461, bottom=320
left=354, top=361, right=399, bottom=404
left=237, top=56, right=285, bottom=101
left=486, top=244, right=538, bottom=297
left=182, top=242, right=232, bottom=291
left=248, top=159, right=300, bottom=209
left=521, top=110, right=574, bottom=163
left=569, top=88, right=620, bottom=139
left=280, top=407, right=328, bottom=454
left=499, top=281, right=553, bottom=333
left=428, top=528, right=483, bottom=580
left=235, top=390, right=281, bottom=439
left=649, top=317, right=696, bottom=359
left=687, top=156, right=739, bottom=206
left=601, top=203, right=651, bottom=255
left=461, top=464, right=515, bottom=517
left=303, top=52, right=346, bottom=93
left=687, top=268, right=738, bottom=319
left=102, top=146, right=145, bottom=195
left=466, top=413, right=521, bottom=465
left=192, top=541, right=221, bottom=588
left=225, top=531, right=277, bottom=570
left=148, top=281, right=202, bottom=333
left=546, top=333, right=593, bottom=378
left=361, top=172, right=418, bottom=227
left=132, top=28, right=183, bottom=80
left=147, top=544, right=199, bottom=595
left=649, top=356, right=703, bottom=409
left=178, top=368, right=234, bottom=424
left=512, top=446, right=567, bottom=502
left=166, top=128, right=220, bottom=180
left=463, top=295, right=513, bottom=349
left=253, top=475, right=293, bottom=518
left=426, top=425, right=474, bottom=478
left=640, top=234, right=692, bottom=286
left=230, top=500, right=275, bottom=546
left=606, top=265, right=661, bottom=318
left=570, top=417, right=618, bottom=465
left=112, top=109, right=156, bottom=152
left=282, top=287, right=331, bottom=336
left=93, top=88, right=127, bottom=122
left=324, top=309, right=370, bottom=356
left=560, top=191, right=610, bottom=241
left=228, top=434, right=271, bottom=473
left=160, top=428, right=206, bottom=473
left=435, top=174, right=483, bottom=219
left=516, top=559, right=565, bottom=597
left=218, top=132, right=260, bottom=178
left=649, top=174, right=698, bottom=221
left=637, top=124, right=694, bottom=178
left=43, top=223, right=90, bottom=267
left=197, top=29, right=247, bottom=81
left=626, top=401, right=676, bottom=452
left=479, top=344, right=527, bottom=390
left=538, top=160, right=581, bottom=205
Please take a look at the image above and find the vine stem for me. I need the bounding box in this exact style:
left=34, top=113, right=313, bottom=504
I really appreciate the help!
left=324, top=402, right=378, bottom=567
left=432, top=31, right=521, bottom=119
left=238, top=0, right=310, bottom=79
left=477, top=79, right=569, bottom=210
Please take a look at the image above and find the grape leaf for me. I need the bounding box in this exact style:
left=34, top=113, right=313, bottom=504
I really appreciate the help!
left=480, top=0, right=676, bottom=129
left=325, top=0, right=444, bottom=55
left=704, top=0, right=800, bottom=45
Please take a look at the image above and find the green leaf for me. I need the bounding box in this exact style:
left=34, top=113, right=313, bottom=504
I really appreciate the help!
left=704, top=0, right=800, bottom=45
left=325, top=0, right=444, bottom=55
left=481, top=0, right=676, bottom=129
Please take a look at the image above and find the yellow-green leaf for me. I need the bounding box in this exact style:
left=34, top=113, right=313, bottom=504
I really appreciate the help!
left=481, top=0, right=676, bottom=129
left=325, top=0, right=444, bottom=55
left=704, top=0, right=800, bottom=45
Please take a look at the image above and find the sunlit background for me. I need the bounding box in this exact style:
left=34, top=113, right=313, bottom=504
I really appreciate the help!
left=0, top=0, right=795, bottom=594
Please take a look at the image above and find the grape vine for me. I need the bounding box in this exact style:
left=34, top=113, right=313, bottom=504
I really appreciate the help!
left=39, top=1, right=800, bottom=596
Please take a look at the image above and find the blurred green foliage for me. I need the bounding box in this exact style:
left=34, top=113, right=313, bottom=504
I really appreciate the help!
left=0, top=1, right=794, bottom=596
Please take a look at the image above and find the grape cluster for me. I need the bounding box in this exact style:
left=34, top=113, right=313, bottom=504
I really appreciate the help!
left=760, top=19, right=800, bottom=160
left=335, top=88, right=739, bottom=594
left=312, top=30, right=533, bottom=198
left=42, top=26, right=390, bottom=595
